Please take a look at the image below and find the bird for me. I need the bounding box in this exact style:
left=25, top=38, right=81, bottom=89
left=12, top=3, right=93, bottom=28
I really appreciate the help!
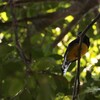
left=62, top=32, right=90, bottom=75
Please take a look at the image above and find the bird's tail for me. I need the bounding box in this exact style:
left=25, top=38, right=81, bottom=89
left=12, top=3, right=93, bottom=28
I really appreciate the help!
left=62, top=60, right=71, bottom=75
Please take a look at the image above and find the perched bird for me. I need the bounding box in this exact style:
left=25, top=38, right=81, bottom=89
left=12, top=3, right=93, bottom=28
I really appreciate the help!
left=62, top=32, right=90, bottom=75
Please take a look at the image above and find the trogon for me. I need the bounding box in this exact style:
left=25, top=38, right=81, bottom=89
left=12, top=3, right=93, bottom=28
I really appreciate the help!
left=62, top=32, right=90, bottom=75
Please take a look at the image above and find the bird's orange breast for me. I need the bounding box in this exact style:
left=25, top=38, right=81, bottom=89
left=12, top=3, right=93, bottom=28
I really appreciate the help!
left=67, top=43, right=88, bottom=62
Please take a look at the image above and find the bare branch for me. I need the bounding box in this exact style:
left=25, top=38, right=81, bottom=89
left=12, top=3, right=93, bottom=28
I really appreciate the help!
left=1, top=0, right=99, bottom=35
left=9, top=0, right=31, bottom=72
left=3, top=0, right=68, bottom=4
left=72, top=13, right=100, bottom=100
left=51, top=0, right=99, bottom=48
left=81, top=13, right=100, bottom=38
left=93, top=8, right=100, bottom=31
left=0, top=2, right=83, bottom=31
left=51, top=14, right=82, bottom=48
left=0, top=0, right=72, bottom=12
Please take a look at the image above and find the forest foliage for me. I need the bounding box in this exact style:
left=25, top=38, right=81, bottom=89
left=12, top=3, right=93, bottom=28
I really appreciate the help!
left=0, top=0, right=100, bottom=100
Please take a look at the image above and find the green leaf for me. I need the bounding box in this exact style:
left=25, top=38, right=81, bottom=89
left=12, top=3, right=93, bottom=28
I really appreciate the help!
left=33, top=57, right=56, bottom=71
left=19, top=88, right=33, bottom=100
left=84, top=86, right=100, bottom=93
left=67, top=62, right=76, bottom=71
left=95, top=59, right=100, bottom=66
left=2, top=60, right=23, bottom=77
left=49, top=54, right=62, bottom=60
left=31, top=47, right=44, bottom=59
left=0, top=44, right=13, bottom=58
left=1, top=77, right=24, bottom=98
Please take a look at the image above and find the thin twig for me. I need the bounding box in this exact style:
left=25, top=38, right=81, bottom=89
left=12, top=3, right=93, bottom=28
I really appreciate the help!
left=81, top=13, right=100, bottom=37
left=9, top=1, right=31, bottom=72
left=51, top=14, right=82, bottom=48
left=72, top=37, right=82, bottom=100
left=51, top=0, right=99, bottom=48
left=72, top=13, right=100, bottom=100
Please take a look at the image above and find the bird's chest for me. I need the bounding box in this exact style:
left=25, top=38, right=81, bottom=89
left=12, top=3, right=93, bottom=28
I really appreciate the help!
left=67, top=43, right=88, bottom=62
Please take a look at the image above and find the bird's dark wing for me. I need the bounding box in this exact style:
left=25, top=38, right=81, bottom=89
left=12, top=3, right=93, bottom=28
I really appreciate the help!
left=64, top=38, right=79, bottom=58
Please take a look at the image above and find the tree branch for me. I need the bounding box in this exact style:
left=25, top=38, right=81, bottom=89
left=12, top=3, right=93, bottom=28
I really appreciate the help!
left=0, top=2, right=83, bottom=32
left=72, top=13, right=100, bottom=100
left=51, top=0, right=99, bottom=48
left=93, top=8, right=100, bottom=31
left=3, top=0, right=68, bottom=4
left=9, top=1, right=31, bottom=73
left=51, top=14, right=82, bottom=48
left=0, top=0, right=72, bottom=12
left=1, top=0, right=99, bottom=35
left=81, top=13, right=100, bottom=38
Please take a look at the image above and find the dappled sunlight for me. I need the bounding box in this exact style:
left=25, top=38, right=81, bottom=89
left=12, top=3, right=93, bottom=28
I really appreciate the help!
left=91, top=58, right=98, bottom=64
left=0, top=33, right=4, bottom=43
left=0, top=12, right=8, bottom=22
left=65, top=15, right=74, bottom=22
left=46, top=9, right=56, bottom=13
left=81, top=71, right=86, bottom=78
left=41, top=33, right=45, bottom=37
left=0, top=0, right=100, bottom=100
left=57, top=42, right=62, bottom=47
left=65, top=72, right=73, bottom=82
left=92, top=67, right=100, bottom=79
left=85, top=52, right=90, bottom=58
left=52, top=27, right=61, bottom=36
left=57, top=42, right=65, bottom=55
left=92, top=24, right=97, bottom=35
left=55, top=27, right=61, bottom=35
